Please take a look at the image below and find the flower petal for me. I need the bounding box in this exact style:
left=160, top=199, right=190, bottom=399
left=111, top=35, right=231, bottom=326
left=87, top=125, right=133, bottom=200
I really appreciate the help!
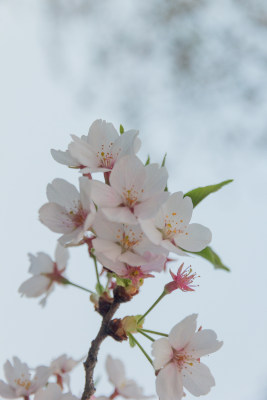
left=19, top=276, right=51, bottom=297
left=50, top=149, right=80, bottom=167
left=46, top=179, right=80, bottom=209
left=93, top=238, right=122, bottom=261
left=105, top=355, right=125, bottom=388
left=68, top=135, right=98, bottom=171
left=0, top=381, right=16, bottom=398
left=141, top=164, right=168, bottom=199
left=168, top=314, right=197, bottom=350
left=102, top=207, right=137, bottom=225
left=118, top=251, right=146, bottom=267
left=156, top=363, right=184, bottom=400
left=55, top=244, right=69, bottom=271
left=164, top=193, right=193, bottom=226
left=135, top=192, right=169, bottom=220
left=39, top=203, right=75, bottom=234
left=28, top=253, right=54, bottom=275
left=95, top=252, right=126, bottom=276
left=151, top=338, right=173, bottom=370
left=186, top=329, right=223, bottom=358
left=139, top=220, right=162, bottom=245
left=174, top=223, right=212, bottom=252
left=182, top=361, right=215, bottom=396
left=89, top=181, right=121, bottom=208
left=109, top=155, right=146, bottom=200
left=111, top=130, right=139, bottom=161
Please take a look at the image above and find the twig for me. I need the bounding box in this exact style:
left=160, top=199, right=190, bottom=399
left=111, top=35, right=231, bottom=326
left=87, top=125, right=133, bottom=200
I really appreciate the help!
left=81, top=300, right=120, bottom=400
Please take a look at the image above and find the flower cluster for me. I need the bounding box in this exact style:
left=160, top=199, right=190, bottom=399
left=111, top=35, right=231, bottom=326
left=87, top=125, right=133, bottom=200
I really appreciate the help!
left=12, top=119, right=231, bottom=400
left=0, top=355, right=80, bottom=399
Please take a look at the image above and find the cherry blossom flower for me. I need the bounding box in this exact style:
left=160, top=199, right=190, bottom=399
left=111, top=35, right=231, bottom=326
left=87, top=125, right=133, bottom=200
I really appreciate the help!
left=50, top=354, right=82, bottom=390
left=151, top=314, right=223, bottom=400
left=140, top=192, right=211, bottom=255
left=89, top=155, right=169, bottom=224
left=164, top=263, right=198, bottom=293
left=18, top=244, right=69, bottom=306
left=68, top=119, right=140, bottom=174
left=92, top=213, right=166, bottom=267
left=39, top=177, right=96, bottom=245
left=51, top=120, right=140, bottom=174
left=103, top=355, right=152, bottom=399
left=0, top=357, right=50, bottom=399
left=34, top=383, right=78, bottom=400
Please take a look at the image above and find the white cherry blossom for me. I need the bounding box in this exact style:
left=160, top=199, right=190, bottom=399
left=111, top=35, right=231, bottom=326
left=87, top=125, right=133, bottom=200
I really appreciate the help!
left=89, top=155, right=169, bottom=225
left=18, top=244, right=69, bottom=307
left=0, top=357, right=50, bottom=399
left=34, top=383, right=78, bottom=400
left=39, top=177, right=96, bottom=245
left=152, top=314, right=223, bottom=400
left=50, top=354, right=81, bottom=390
left=51, top=148, right=82, bottom=169
left=92, top=212, right=165, bottom=267
left=140, top=192, right=212, bottom=255
left=104, top=355, right=152, bottom=399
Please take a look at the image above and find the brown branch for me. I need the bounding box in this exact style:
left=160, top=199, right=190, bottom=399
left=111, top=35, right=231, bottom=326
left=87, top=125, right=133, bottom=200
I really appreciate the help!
left=81, top=300, right=120, bottom=400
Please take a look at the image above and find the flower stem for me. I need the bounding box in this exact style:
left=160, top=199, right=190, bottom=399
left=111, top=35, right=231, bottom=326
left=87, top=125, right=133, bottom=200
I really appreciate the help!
left=128, top=333, right=153, bottom=366
left=140, top=328, right=168, bottom=337
left=92, top=255, right=104, bottom=294
left=137, top=291, right=167, bottom=324
left=137, top=329, right=155, bottom=342
left=63, top=279, right=94, bottom=294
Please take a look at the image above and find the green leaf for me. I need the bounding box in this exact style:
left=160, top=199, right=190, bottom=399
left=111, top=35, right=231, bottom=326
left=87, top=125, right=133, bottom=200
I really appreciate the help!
left=193, top=246, right=230, bottom=272
left=145, top=155, right=150, bottom=166
left=184, top=179, right=233, bottom=207
left=120, top=124, right=124, bottom=134
left=114, top=275, right=132, bottom=287
left=128, top=334, right=136, bottom=347
left=161, top=153, right=167, bottom=167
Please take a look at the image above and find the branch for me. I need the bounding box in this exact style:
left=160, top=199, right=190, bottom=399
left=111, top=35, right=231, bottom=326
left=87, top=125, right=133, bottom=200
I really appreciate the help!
left=81, top=299, right=120, bottom=400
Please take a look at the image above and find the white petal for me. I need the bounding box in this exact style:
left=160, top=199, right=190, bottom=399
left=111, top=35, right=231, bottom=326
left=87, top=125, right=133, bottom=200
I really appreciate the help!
left=19, top=276, right=51, bottom=297
left=105, top=355, right=125, bottom=388
left=183, top=361, right=215, bottom=396
left=163, top=192, right=193, bottom=226
left=169, top=314, right=197, bottom=350
left=95, top=252, right=126, bottom=276
left=93, top=238, right=122, bottom=261
left=46, top=179, right=80, bottom=209
left=68, top=135, right=98, bottom=170
left=50, top=149, right=80, bottom=167
left=109, top=155, right=146, bottom=200
left=186, top=329, right=223, bottom=358
left=31, top=367, right=51, bottom=393
left=55, top=244, right=69, bottom=271
left=111, top=130, right=139, bottom=161
left=34, top=383, right=61, bottom=400
left=39, top=203, right=75, bottom=234
left=79, top=177, right=94, bottom=212
left=118, top=251, right=146, bottom=266
left=9, top=357, right=30, bottom=383
left=161, top=239, right=186, bottom=256
left=93, top=213, right=121, bottom=242
left=174, top=223, right=212, bottom=252
left=135, top=192, right=169, bottom=220
left=119, top=379, right=149, bottom=399
left=87, top=119, right=119, bottom=148
left=58, top=228, right=85, bottom=246
left=141, top=164, right=168, bottom=199
left=28, top=253, right=54, bottom=275
left=139, top=219, right=162, bottom=245
left=0, top=381, right=16, bottom=398
left=89, top=181, right=121, bottom=207
left=156, top=363, right=184, bottom=400
left=151, top=338, right=173, bottom=370
left=102, top=207, right=137, bottom=225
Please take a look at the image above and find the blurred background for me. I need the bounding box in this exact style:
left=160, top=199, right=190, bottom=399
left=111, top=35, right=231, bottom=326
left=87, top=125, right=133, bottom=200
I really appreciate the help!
left=1, top=0, right=267, bottom=399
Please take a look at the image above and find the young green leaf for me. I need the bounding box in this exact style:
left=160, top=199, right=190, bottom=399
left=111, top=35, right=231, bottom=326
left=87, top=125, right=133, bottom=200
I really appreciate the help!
left=161, top=153, right=167, bottom=167
left=128, top=334, right=136, bottom=347
left=192, top=246, right=230, bottom=272
left=120, top=124, right=124, bottom=134
left=145, top=155, right=150, bottom=166
left=185, top=179, right=233, bottom=207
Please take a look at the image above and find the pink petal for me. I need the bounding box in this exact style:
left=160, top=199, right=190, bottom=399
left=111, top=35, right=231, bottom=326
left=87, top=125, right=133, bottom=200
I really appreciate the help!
left=151, top=338, right=173, bottom=370
left=182, top=361, right=215, bottom=396
left=156, top=363, right=184, bottom=400
left=89, top=181, right=121, bottom=208
left=169, top=314, right=197, bottom=350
